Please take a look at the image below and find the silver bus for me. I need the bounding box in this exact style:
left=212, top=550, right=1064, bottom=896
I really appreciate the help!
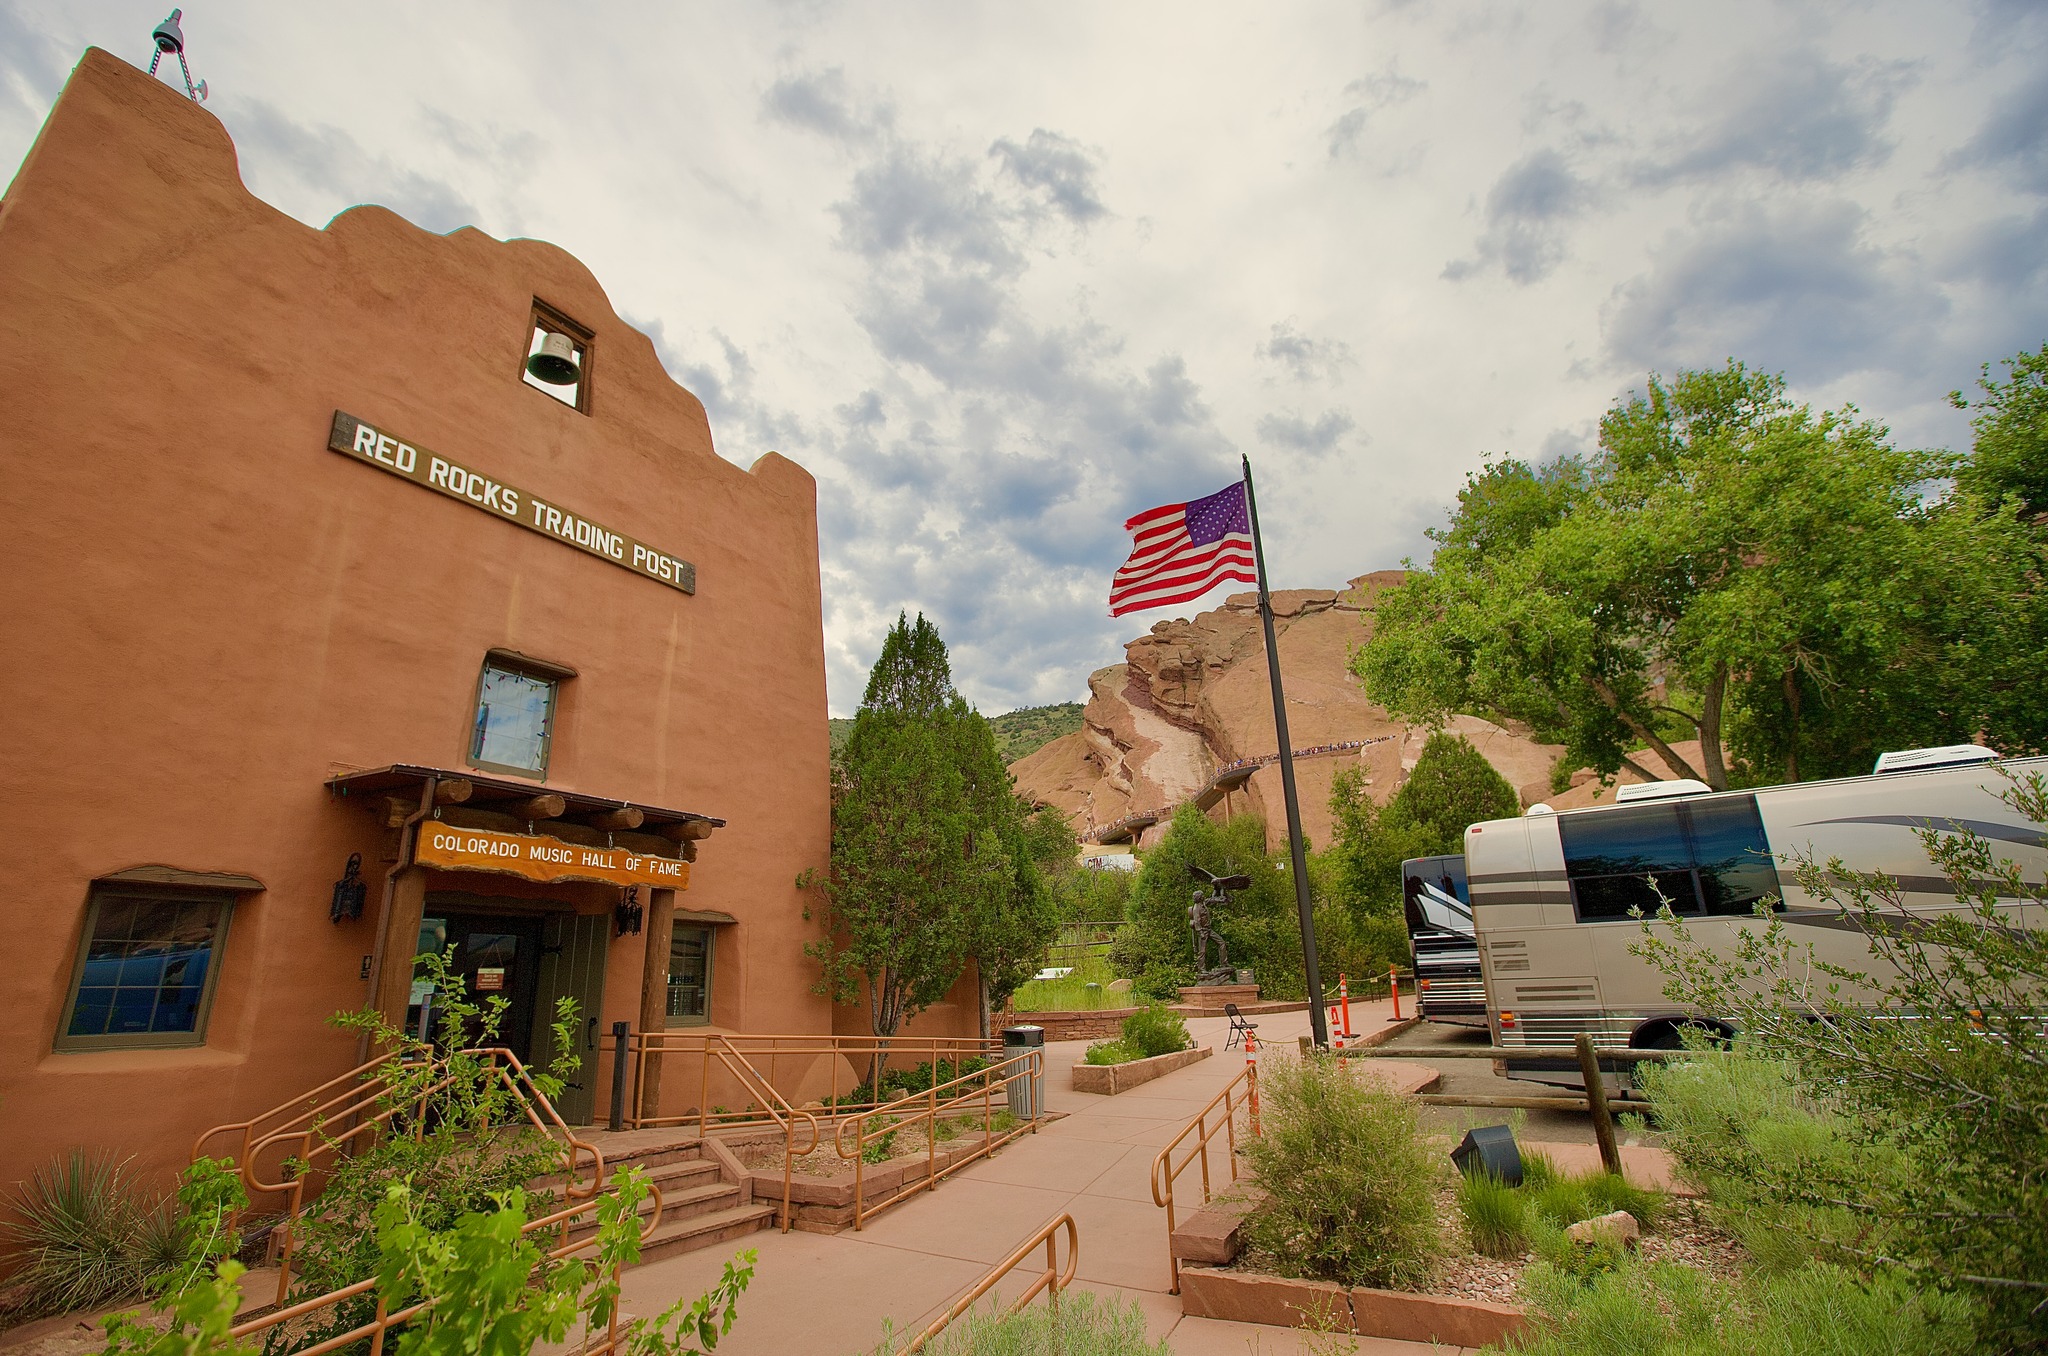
left=1463, top=745, right=2048, bottom=1088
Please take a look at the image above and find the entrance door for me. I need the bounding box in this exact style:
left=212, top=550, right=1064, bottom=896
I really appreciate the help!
left=410, top=913, right=544, bottom=1061
left=532, top=912, right=610, bottom=1125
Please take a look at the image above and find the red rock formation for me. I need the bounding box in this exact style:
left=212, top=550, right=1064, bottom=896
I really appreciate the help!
left=1010, top=573, right=1572, bottom=850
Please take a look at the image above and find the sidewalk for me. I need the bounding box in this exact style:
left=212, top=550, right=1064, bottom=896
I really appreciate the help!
left=609, top=999, right=1482, bottom=1355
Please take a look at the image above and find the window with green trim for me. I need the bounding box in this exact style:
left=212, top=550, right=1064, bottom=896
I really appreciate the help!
left=469, top=659, right=558, bottom=777
left=57, top=888, right=233, bottom=1050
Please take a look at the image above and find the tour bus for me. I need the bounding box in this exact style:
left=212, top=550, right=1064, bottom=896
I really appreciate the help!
left=1402, top=854, right=1486, bottom=1028
left=1464, top=745, right=2048, bottom=1089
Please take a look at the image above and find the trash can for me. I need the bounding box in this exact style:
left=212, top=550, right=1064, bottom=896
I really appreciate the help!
left=1002, top=1025, right=1046, bottom=1120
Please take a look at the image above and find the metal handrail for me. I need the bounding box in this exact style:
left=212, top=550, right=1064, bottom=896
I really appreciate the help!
left=221, top=1177, right=665, bottom=1356
left=201, top=1046, right=601, bottom=1305
left=628, top=1031, right=1005, bottom=1132
left=1149, top=1061, right=1259, bottom=1294
left=898, top=1213, right=1078, bottom=1355
left=705, top=1035, right=819, bottom=1233
left=835, top=1050, right=1042, bottom=1230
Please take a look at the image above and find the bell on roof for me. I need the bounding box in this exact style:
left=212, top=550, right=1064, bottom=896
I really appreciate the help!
left=526, top=331, right=580, bottom=385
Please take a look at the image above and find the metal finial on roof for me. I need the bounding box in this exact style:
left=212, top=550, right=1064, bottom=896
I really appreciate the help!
left=147, top=9, right=208, bottom=103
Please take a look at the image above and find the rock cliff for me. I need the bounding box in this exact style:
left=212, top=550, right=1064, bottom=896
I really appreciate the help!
left=1009, top=572, right=1667, bottom=850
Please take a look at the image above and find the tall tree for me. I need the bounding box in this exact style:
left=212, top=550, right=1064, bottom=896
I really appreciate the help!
left=1954, top=342, right=2048, bottom=515
left=805, top=614, right=973, bottom=1070
left=956, top=713, right=1060, bottom=1038
left=1356, top=360, right=2046, bottom=787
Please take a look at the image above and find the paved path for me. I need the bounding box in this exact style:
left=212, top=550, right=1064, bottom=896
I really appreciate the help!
left=610, top=999, right=1486, bottom=1355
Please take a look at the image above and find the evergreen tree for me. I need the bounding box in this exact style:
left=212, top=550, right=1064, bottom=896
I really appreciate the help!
left=956, top=708, right=1059, bottom=1038
left=806, top=615, right=974, bottom=1068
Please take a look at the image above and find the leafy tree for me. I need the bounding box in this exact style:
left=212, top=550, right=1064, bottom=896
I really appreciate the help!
left=1318, top=734, right=1519, bottom=977
left=809, top=613, right=1059, bottom=1053
left=808, top=614, right=975, bottom=1065
left=1954, top=341, right=2048, bottom=515
left=1110, top=807, right=1307, bottom=1000
left=1357, top=360, right=2048, bottom=787
left=956, top=714, right=1060, bottom=1038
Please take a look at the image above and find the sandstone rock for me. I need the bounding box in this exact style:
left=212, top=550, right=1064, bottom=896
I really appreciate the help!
left=1564, top=1210, right=1641, bottom=1250
left=1107, top=979, right=1133, bottom=993
left=1010, top=575, right=1570, bottom=850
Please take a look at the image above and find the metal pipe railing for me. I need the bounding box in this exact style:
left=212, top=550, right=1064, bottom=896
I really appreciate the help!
left=835, top=1050, right=1042, bottom=1230
left=1149, top=1062, right=1259, bottom=1293
left=898, top=1213, right=1078, bottom=1355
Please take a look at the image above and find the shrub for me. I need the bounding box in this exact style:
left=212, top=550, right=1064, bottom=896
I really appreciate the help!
left=896, top=1290, right=1167, bottom=1356
left=1457, top=1173, right=1528, bottom=1259
left=1512, top=1256, right=1978, bottom=1356
left=0, top=1151, right=235, bottom=1320
left=1633, top=770, right=2048, bottom=1343
left=1118, top=1004, right=1190, bottom=1059
left=1082, top=1039, right=1137, bottom=1066
left=1241, top=1053, right=1443, bottom=1289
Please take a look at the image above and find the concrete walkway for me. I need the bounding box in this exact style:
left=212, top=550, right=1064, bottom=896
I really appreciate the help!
left=610, top=999, right=1486, bottom=1355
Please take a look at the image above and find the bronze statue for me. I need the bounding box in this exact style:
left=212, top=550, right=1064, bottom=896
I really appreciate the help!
left=1188, top=864, right=1252, bottom=985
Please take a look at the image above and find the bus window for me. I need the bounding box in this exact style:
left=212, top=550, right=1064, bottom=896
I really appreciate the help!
left=1689, top=797, right=1778, bottom=915
left=1559, top=796, right=1775, bottom=921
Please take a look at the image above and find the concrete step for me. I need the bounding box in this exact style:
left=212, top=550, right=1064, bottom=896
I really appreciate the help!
left=636, top=1202, right=776, bottom=1264
left=567, top=1180, right=743, bottom=1242
left=642, top=1157, right=721, bottom=1192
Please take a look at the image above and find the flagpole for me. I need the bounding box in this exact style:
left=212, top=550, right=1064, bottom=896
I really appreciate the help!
left=1240, top=453, right=1330, bottom=1049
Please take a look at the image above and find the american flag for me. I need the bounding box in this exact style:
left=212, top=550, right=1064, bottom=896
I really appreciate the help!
left=1109, top=479, right=1257, bottom=616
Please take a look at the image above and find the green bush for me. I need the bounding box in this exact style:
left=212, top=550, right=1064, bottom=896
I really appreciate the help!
left=1082, top=1039, right=1138, bottom=1066
left=1508, top=1256, right=1978, bottom=1356
left=1242, top=1053, right=1443, bottom=1289
left=896, top=1290, right=1168, bottom=1356
left=1119, top=1004, right=1190, bottom=1059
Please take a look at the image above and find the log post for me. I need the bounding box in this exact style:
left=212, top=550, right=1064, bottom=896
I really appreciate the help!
left=374, top=870, right=429, bottom=1033
left=1575, top=1032, right=1623, bottom=1175
left=636, top=887, right=677, bottom=1118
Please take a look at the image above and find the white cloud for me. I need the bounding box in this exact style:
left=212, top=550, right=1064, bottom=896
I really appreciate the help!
left=3, top=0, right=2040, bottom=712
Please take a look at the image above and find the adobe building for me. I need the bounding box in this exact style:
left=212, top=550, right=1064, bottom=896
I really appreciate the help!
left=0, top=48, right=979, bottom=1203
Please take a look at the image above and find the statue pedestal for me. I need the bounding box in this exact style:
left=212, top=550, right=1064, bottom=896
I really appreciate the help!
left=1178, top=983, right=1261, bottom=1014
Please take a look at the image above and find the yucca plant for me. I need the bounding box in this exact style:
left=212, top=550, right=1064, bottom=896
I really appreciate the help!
left=3, top=1151, right=151, bottom=1317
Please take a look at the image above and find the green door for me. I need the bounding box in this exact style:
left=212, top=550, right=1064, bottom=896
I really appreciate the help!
left=531, top=912, right=609, bottom=1125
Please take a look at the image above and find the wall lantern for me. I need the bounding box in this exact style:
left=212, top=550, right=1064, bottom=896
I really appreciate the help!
left=330, top=853, right=367, bottom=923
left=615, top=886, right=644, bottom=937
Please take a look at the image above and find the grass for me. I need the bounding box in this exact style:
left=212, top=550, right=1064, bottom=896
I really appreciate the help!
left=887, top=1289, right=1167, bottom=1356
left=1452, top=1157, right=1664, bottom=1263
left=1009, top=956, right=1122, bottom=1012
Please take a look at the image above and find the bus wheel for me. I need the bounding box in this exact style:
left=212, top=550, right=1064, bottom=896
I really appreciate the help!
left=1628, top=1021, right=1730, bottom=1090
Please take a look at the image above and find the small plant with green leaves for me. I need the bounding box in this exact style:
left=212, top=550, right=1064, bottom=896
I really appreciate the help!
left=861, top=1117, right=901, bottom=1166
left=1118, top=1003, right=1191, bottom=1059
left=1241, top=1053, right=1443, bottom=1290
left=1456, top=1172, right=1528, bottom=1259
left=1081, top=1038, right=1137, bottom=1066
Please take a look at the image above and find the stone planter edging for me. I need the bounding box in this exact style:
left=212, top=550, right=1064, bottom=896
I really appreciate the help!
left=1178, top=1267, right=1528, bottom=1347
left=1070, top=1044, right=1212, bottom=1096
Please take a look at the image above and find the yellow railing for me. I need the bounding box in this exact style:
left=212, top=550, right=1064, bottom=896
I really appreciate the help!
left=218, top=1179, right=664, bottom=1356
left=1150, top=1060, right=1259, bottom=1293
left=624, top=1031, right=1005, bottom=1133
left=191, top=1047, right=601, bottom=1305
left=897, top=1213, right=1078, bottom=1355
left=702, top=1035, right=819, bottom=1233
left=835, top=1049, right=1043, bottom=1230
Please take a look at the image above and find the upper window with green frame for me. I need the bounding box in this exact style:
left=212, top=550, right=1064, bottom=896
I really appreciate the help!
left=469, top=657, right=560, bottom=778
left=57, top=887, right=234, bottom=1050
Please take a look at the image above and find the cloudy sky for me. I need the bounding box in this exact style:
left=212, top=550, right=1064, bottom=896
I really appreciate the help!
left=6, top=3, right=2045, bottom=715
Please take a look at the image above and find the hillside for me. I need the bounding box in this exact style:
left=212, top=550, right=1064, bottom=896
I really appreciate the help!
left=827, top=701, right=1086, bottom=764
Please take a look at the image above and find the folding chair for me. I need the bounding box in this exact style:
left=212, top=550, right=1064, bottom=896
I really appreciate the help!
left=1224, top=1001, right=1258, bottom=1051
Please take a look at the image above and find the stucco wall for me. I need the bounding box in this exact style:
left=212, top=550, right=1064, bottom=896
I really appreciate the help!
left=0, top=50, right=836, bottom=1197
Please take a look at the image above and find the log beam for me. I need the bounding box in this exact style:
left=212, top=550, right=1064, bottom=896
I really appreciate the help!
left=376, top=780, right=474, bottom=826
left=653, top=819, right=717, bottom=843
left=585, top=807, right=645, bottom=831
left=508, top=793, right=568, bottom=821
